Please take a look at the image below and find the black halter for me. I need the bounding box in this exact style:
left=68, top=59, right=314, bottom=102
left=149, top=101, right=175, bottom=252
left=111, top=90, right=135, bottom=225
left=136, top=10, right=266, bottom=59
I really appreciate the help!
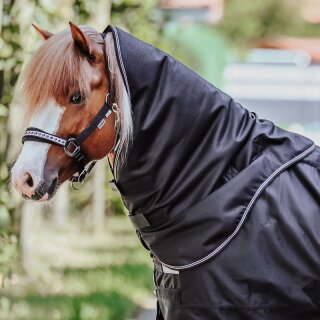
left=22, top=93, right=114, bottom=189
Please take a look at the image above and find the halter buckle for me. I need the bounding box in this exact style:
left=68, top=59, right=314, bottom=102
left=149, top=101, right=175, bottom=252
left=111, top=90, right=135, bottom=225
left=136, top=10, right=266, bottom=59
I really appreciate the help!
left=64, top=138, right=80, bottom=158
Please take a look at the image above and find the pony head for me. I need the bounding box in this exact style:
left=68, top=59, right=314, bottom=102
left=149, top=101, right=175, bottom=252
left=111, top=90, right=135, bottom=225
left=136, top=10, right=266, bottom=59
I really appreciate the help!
left=11, top=22, right=126, bottom=201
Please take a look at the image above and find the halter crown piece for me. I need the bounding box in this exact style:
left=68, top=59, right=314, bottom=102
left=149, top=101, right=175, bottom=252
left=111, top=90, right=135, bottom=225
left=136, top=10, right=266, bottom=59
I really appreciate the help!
left=22, top=93, right=114, bottom=190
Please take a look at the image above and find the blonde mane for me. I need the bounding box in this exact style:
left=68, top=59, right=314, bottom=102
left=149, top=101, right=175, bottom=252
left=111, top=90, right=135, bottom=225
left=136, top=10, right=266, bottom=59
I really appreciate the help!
left=14, top=25, right=133, bottom=168
left=104, top=32, right=133, bottom=170
left=15, top=26, right=103, bottom=117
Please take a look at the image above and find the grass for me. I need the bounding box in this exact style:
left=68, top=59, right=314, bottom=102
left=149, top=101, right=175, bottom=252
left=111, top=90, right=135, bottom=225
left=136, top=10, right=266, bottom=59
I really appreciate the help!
left=0, top=216, right=154, bottom=320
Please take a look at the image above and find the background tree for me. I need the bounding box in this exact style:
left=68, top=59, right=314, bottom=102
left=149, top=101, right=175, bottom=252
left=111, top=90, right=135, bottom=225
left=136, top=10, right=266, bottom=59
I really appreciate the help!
left=219, top=0, right=319, bottom=48
left=0, top=0, right=167, bottom=278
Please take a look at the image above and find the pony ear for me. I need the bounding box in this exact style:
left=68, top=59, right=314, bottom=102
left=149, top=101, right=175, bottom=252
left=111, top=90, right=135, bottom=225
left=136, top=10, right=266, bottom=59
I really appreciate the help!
left=69, top=21, right=94, bottom=57
left=32, top=23, right=53, bottom=40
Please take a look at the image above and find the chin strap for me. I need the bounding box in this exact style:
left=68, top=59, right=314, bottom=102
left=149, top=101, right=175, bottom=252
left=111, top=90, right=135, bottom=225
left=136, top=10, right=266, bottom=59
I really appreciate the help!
left=22, top=93, right=114, bottom=190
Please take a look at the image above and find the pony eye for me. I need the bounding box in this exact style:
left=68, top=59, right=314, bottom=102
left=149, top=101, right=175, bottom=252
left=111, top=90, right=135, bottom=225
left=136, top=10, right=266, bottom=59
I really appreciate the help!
left=70, top=92, right=85, bottom=104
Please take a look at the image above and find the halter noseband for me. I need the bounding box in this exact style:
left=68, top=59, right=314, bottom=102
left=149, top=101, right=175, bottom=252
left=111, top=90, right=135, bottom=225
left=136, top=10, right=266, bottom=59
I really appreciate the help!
left=22, top=93, right=114, bottom=190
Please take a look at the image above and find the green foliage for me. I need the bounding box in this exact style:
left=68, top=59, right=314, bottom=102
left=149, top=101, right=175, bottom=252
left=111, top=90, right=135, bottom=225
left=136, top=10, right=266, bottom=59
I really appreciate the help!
left=165, top=22, right=228, bottom=87
left=0, top=206, right=11, bottom=232
left=1, top=217, right=153, bottom=320
left=0, top=1, right=22, bottom=205
left=0, top=233, right=17, bottom=276
left=111, top=0, right=166, bottom=47
left=0, top=2, right=24, bottom=279
left=73, top=0, right=90, bottom=22
left=218, top=0, right=319, bottom=48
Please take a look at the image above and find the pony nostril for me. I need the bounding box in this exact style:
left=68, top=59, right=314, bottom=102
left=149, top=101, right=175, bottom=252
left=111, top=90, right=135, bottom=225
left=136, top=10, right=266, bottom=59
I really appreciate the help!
left=25, top=173, right=34, bottom=188
left=16, top=172, right=37, bottom=198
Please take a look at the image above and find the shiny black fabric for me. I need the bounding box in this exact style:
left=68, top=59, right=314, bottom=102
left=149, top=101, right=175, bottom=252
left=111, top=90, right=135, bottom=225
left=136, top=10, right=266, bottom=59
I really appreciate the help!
left=106, top=26, right=320, bottom=319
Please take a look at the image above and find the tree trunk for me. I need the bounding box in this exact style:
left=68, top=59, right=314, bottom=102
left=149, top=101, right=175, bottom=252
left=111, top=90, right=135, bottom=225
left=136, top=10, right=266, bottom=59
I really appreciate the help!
left=51, top=0, right=74, bottom=227
left=91, top=0, right=112, bottom=234
left=6, top=0, right=38, bottom=275
left=52, top=183, right=70, bottom=228
left=19, top=202, right=41, bottom=273
left=88, top=0, right=112, bottom=30
left=0, top=0, right=3, bottom=34
left=92, top=161, right=106, bottom=233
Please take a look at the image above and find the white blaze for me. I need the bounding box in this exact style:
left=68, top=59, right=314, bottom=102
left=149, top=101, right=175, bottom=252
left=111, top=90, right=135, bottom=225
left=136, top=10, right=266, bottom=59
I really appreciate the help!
left=11, top=101, right=65, bottom=195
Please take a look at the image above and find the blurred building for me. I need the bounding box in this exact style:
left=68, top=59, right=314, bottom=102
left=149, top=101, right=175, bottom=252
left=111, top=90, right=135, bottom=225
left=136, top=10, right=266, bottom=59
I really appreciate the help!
left=301, top=0, right=320, bottom=23
left=160, top=0, right=224, bottom=24
left=160, top=0, right=320, bottom=135
left=258, top=38, right=320, bottom=64
left=256, top=0, right=320, bottom=64
left=223, top=49, right=320, bottom=125
left=160, top=0, right=227, bottom=86
left=223, top=1, right=320, bottom=128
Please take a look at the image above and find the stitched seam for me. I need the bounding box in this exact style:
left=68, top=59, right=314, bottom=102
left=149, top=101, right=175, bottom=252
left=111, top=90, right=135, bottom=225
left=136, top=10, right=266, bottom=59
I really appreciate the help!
left=161, top=144, right=316, bottom=270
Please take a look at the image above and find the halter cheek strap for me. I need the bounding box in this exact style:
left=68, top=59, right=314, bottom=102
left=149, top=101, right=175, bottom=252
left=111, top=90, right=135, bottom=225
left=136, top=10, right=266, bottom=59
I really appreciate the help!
left=22, top=93, right=114, bottom=189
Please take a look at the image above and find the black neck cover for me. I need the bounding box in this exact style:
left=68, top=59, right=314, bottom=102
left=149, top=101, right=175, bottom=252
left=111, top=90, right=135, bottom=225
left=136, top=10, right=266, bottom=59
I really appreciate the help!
left=102, top=26, right=316, bottom=269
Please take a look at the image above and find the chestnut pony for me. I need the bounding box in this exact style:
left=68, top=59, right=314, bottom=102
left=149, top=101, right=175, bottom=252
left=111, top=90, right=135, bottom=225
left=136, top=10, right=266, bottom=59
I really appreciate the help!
left=11, top=22, right=133, bottom=201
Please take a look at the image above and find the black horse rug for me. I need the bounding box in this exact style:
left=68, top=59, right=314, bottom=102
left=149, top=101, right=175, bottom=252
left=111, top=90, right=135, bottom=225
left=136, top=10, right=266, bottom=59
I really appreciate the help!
left=104, top=26, right=320, bottom=320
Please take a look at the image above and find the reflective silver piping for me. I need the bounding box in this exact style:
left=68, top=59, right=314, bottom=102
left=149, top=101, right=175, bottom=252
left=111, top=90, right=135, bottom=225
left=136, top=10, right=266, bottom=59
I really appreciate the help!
left=112, top=27, right=131, bottom=179
left=113, top=28, right=131, bottom=99
left=161, top=143, right=316, bottom=271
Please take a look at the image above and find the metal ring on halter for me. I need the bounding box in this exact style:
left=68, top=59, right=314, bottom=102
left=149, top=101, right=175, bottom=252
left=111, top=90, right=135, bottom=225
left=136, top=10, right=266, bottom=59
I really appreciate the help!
left=71, top=175, right=85, bottom=190
left=112, top=103, right=118, bottom=113
left=70, top=161, right=96, bottom=190
left=112, top=103, right=120, bottom=133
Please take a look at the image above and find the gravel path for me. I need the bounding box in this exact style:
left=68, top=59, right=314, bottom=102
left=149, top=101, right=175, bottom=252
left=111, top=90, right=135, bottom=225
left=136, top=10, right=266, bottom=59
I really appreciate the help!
left=135, top=308, right=157, bottom=320
left=130, top=297, right=157, bottom=320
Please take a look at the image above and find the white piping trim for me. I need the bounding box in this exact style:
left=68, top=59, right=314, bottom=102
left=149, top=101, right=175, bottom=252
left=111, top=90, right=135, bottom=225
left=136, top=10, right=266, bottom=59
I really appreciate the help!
left=161, top=144, right=316, bottom=271
left=110, top=27, right=133, bottom=179
left=113, top=28, right=131, bottom=99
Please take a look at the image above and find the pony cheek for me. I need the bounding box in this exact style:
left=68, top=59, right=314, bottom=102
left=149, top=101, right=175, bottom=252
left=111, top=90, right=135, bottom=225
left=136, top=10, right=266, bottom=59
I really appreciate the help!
left=59, top=170, right=76, bottom=183
left=81, top=114, right=117, bottom=160
left=58, top=163, right=79, bottom=183
left=82, top=143, right=108, bottom=161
